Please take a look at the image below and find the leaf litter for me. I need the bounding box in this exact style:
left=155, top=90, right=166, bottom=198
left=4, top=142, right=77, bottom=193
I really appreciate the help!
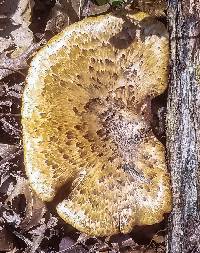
left=0, top=0, right=167, bottom=252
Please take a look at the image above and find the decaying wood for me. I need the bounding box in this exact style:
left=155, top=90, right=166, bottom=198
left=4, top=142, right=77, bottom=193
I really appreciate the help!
left=166, top=0, right=200, bottom=252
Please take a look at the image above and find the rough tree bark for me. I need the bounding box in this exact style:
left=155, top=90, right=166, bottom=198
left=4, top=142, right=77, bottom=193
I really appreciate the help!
left=167, top=0, right=200, bottom=252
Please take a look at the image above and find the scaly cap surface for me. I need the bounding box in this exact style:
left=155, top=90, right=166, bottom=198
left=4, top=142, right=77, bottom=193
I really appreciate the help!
left=22, top=11, right=171, bottom=236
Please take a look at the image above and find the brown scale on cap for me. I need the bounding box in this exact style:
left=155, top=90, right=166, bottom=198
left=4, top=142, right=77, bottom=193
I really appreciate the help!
left=22, top=11, right=172, bottom=236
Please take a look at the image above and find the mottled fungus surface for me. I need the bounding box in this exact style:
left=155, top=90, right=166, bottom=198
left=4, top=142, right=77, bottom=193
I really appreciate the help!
left=22, top=11, right=171, bottom=236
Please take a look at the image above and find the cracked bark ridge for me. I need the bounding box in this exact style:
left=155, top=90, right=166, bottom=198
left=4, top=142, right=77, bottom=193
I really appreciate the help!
left=166, top=0, right=200, bottom=252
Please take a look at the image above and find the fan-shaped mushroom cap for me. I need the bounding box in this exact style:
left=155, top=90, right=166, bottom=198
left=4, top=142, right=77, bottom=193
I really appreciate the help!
left=22, top=11, right=171, bottom=236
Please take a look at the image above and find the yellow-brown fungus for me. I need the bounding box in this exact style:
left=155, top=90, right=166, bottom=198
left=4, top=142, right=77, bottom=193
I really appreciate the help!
left=22, top=11, right=171, bottom=236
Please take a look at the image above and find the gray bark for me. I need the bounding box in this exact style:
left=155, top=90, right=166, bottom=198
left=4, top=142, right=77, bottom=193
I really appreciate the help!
left=166, top=0, right=200, bottom=252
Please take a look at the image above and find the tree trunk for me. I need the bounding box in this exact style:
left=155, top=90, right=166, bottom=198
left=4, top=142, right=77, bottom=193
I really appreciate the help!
left=166, top=0, right=200, bottom=252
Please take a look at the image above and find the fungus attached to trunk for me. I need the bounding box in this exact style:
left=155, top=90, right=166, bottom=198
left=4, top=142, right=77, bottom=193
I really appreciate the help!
left=22, top=11, right=171, bottom=236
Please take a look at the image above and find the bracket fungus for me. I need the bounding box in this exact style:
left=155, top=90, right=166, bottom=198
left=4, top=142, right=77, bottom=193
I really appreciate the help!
left=22, top=11, right=172, bottom=236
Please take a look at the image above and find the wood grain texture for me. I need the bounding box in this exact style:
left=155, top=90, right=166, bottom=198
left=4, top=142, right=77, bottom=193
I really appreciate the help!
left=167, top=0, right=200, bottom=252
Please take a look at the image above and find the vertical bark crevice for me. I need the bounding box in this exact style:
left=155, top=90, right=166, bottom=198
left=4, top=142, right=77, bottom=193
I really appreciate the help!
left=167, top=0, right=200, bottom=252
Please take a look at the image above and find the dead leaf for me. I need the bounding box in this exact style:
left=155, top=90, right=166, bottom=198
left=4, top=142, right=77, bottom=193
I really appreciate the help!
left=0, top=227, right=15, bottom=251
left=11, top=0, right=34, bottom=55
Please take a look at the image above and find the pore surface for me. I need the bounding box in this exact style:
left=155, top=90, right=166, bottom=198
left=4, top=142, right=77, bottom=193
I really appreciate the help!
left=22, top=12, right=171, bottom=236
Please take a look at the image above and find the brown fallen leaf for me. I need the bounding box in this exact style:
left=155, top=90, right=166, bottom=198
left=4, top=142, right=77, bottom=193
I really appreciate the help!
left=0, top=40, right=46, bottom=80
left=0, top=227, right=15, bottom=251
